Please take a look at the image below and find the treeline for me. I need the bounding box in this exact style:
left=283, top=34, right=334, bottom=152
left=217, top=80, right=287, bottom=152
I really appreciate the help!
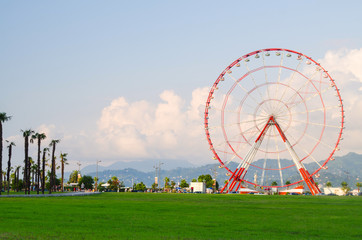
left=0, top=112, right=68, bottom=195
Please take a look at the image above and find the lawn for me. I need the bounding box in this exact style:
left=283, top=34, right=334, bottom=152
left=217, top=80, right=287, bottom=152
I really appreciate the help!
left=0, top=193, right=361, bottom=239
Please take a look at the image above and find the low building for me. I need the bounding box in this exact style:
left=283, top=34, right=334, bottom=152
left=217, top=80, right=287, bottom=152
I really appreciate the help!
left=279, top=185, right=304, bottom=195
left=323, top=187, right=345, bottom=196
left=190, top=182, right=206, bottom=193
left=237, top=187, right=258, bottom=194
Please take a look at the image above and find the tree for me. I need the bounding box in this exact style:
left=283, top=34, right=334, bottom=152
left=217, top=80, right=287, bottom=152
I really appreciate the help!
left=192, top=178, right=197, bottom=182
left=68, top=170, right=79, bottom=183
left=6, top=141, right=15, bottom=194
left=21, top=129, right=34, bottom=194
left=326, top=181, right=332, bottom=191
left=0, top=113, right=11, bottom=195
left=356, top=182, right=361, bottom=193
left=78, top=175, right=94, bottom=190
left=151, top=182, right=158, bottom=191
left=60, top=152, right=69, bottom=192
left=45, top=170, right=60, bottom=191
left=41, top=148, right=49, bottom=194
left=271, top=181, right=278, bottom=186
left=12, top=166, right=21, bottom=192
left=107, top=176, right=120, bottom=191
left=197, top=174, right=214, bottom=188
left=170, top=180, right=176, bottom=190
left=341, top=181, right=350, bottom=195
left=135, top=182, right=146, bottom=191
left=180, top=179, right=189, bottom=188
left=49, top=139, right=60, bottom=193
left=98, top=182, right=106, bottom=192
left=1, top=170, right=5, bottom=189
left=30, top=160, right=37, bottom=189
left=31, top=132, right=46, bottom=194
left=164, top=177, right=170, bottom=189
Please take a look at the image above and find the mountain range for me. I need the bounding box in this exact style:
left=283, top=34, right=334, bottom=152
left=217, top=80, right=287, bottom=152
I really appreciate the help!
left=67, top=152, right=361, bottom=189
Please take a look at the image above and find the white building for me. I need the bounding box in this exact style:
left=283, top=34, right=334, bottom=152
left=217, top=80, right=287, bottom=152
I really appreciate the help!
left=190, top=182, right=206, bottom=193
left=323, top=187, right=345, bottom=196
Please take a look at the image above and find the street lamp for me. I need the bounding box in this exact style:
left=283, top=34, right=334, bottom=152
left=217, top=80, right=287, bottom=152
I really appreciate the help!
left=159, top=162, right=164, bottom=191
left=96, top=160, right=101, bottom=192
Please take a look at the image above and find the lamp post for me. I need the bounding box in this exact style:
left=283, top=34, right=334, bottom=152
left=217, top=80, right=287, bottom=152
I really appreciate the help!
left=96, top=160, right=101, bottom=192
left=159, top=162, right=163, bottom=191
left=76, top=162, right=81, bottom=192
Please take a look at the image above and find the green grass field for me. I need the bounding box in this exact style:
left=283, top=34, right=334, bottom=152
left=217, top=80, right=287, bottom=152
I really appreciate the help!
left=0, top=193, right=361, bottom=240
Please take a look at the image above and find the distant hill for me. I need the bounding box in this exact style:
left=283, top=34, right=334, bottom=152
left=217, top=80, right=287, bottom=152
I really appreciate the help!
left=80, top=158, right=195, bottom=175
left=83, top=152, right=361, bottom=189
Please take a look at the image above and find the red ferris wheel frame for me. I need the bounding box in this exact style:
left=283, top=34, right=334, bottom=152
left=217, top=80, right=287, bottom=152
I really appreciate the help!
left=204, top=48, right=345, bottom=195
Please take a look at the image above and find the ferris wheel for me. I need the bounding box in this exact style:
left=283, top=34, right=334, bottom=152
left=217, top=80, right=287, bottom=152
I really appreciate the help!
left=204, top=48, right=344, bottom=195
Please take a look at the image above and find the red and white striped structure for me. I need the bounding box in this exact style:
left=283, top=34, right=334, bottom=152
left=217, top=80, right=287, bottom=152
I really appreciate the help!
left=204, top=48, right=344, bottom=195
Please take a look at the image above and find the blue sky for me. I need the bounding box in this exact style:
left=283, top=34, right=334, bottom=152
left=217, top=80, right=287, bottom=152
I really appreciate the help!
left=1, top=1, right=362, bottom=170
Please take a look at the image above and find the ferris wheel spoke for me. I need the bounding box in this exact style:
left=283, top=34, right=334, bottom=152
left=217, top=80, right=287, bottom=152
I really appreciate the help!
left=243, top=62, right=274, bottom=114
left=262, top=52, right=273, bottom=111
left=260, top=130, right=272, bottom=186
left=275, top=70, right=321, bottom=114
left=226, top=73, right=262, bottom=105
left=273, top=106, right=290, bottom=117
left=210, top=107, right=242, bottom=114
left=279, top=105, right=340, bottom=117
left=221, top=132, right=259, bottom=167
left=273, top=52, right=285, bottom=104
left=271, top=127, right=284, bottom=186
left=217, top=102, right=259, bottom=114
left=291, top=119, right=341, bottom=129
left=277, top=59, right=303, bottom=105
left=243, top=61, right=267, bottom=102
left=302, top=131, right=336, bottom=150
left=208, top=116, right=269, bottom=131
left=286, top=133, right=323, bottom=169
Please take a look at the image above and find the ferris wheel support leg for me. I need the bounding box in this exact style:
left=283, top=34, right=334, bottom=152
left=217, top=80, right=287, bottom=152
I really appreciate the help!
left=284, top=140, right=321, bottom=195
left=221, top=167, right=240, bottom=193
left=223, top=123, right=267, bottom=194
left=235, top=178, right=244, bottom=190
left=227, top=141, right=261, bottom=193
left=299, top=168, right=321, bottom=195
left=226, top=167, right=246, bottom=193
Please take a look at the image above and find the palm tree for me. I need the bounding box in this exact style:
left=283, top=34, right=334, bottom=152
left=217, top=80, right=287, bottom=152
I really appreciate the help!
left=41, top=148, right=49, bottom=194
left=341, top=181, right=349, bottom=195
left=1, top=171, right=5, bottom=190
left=0, top=112, right=12, bottom=195
left=271, top=181, right=278, bottom=186
left=285, top=180, right=291, bottom=190
left=21, top=129, right=34, bottom=194
left=30, top=161, right=37, bottom=190
left=171, top=180, right=176, bottom=190
left=356, top=182, right=361, bottom=193
left=49, top=139, right=60, bottom=194
left=60, top=152, right=68, bottom=192
left=326, top=181, right=332, bottom=194
left=31, top=133, right=46, bottom=194
left=6, top=141, right=15, bottom=195
left=14, top=166, right=20, bottom=192
left=164, top=177, right=170, bottom=189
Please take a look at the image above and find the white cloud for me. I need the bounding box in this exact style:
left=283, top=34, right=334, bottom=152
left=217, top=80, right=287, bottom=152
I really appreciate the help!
left=319, top=48, right=362, bottom=155
left=322, top=48, right=362, bottom=83
left=94, top=88, right=212, bottom=163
